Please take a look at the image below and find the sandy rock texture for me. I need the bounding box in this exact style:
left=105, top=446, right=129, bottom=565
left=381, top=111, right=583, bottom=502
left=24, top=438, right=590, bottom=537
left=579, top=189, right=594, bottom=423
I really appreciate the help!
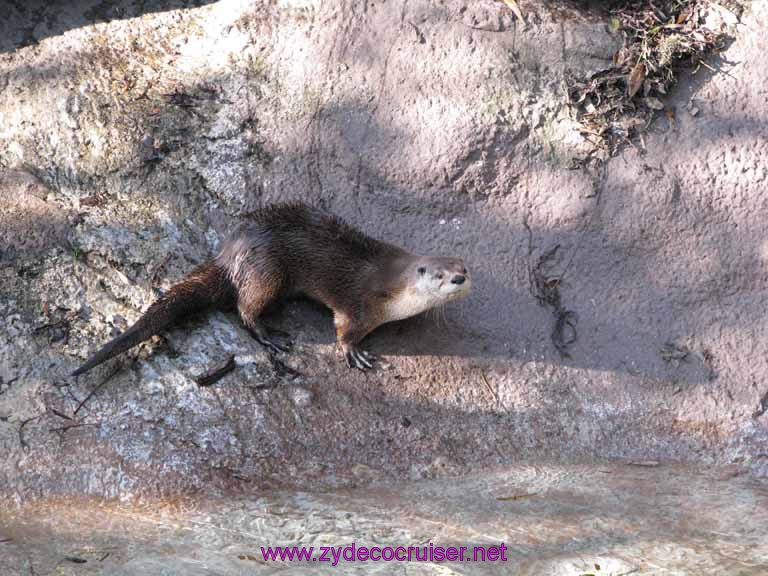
left=0, top=0, right=766, bottom=502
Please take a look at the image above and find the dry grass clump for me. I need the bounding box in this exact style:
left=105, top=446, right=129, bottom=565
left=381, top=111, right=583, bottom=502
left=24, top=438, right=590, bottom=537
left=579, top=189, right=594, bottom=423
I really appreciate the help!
left=567, top=0, right=739, bottom=154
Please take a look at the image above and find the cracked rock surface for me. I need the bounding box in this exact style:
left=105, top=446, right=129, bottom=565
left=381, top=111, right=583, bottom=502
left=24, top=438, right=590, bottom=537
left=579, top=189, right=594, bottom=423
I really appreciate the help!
left=0, top=0, right=766, bottom=503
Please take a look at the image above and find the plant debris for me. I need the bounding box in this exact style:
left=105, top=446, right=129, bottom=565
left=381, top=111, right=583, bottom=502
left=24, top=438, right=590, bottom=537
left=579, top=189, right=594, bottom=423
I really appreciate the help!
left=525, top=236, right=579, bottom=358
left=500, top=0, right=525, bottom=24
left=567, top=0, right=736, bottom=155
left=478, top=370, right=499, bottom=404
left=753, top=389, right=768, bottom=420
left=496, top=492, right=538, bottom=501
left=194, top=354, right=237, bottom=387
left=74, top=363, right=121, bottom=415
left=660, top=339, right=690, bottom=363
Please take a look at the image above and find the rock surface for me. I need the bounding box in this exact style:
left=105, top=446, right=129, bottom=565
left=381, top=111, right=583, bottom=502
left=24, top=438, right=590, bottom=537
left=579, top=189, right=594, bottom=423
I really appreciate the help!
left=2, top=463, right=766, bottom=574
left=0, top=0, right=766, bottom=503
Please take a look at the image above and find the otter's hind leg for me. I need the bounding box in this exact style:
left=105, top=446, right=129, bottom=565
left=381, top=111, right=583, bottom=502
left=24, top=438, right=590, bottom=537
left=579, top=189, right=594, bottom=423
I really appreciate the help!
left=237, top=274, right=292, bottom=354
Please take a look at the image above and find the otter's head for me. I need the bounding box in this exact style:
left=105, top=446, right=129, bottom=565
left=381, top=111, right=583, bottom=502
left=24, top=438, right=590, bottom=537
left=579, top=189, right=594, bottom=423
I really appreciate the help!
left=413, top=257, right=471, bottom=301
left=384, top=256, right=471, bottom=322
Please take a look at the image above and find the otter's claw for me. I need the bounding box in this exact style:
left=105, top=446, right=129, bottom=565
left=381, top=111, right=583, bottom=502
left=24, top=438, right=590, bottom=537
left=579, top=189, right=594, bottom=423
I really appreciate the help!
left=251, top=328, right=292, bottom=354
left=345, top=347, right=376, bottom=371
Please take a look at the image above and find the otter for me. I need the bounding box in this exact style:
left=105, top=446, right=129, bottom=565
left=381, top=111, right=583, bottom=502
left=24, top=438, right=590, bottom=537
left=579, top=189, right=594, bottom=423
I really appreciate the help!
left=71, top=202, right=471, bottom=375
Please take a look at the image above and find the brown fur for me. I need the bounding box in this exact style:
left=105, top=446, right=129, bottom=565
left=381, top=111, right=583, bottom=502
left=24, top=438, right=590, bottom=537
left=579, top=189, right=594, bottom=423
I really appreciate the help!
left=71, top=202, right=470, bottom=375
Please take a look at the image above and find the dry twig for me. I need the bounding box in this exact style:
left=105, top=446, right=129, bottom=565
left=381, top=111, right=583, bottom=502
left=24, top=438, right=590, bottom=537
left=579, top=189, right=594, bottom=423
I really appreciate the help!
left=194, top=354, right=237, bottom=387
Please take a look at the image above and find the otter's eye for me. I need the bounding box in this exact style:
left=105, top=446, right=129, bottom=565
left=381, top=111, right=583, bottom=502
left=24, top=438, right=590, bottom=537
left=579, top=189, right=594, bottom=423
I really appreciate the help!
left=436, top=273, right=443, bottom=280
left=418, top=267, right=426, bottom=275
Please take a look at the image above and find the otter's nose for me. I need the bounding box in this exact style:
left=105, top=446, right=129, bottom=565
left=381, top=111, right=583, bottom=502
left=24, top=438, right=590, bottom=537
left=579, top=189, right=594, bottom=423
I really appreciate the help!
left=450, top=274, right=466, bottom=285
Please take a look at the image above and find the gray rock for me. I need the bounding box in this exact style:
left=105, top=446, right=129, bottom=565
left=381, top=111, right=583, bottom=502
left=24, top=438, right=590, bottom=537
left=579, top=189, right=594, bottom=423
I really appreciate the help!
left=0, top=0, right=765, bottom=503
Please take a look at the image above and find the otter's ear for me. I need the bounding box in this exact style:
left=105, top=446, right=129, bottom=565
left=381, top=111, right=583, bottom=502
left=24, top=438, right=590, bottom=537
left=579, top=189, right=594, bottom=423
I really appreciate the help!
left=417, top=266, right=426, bottom=275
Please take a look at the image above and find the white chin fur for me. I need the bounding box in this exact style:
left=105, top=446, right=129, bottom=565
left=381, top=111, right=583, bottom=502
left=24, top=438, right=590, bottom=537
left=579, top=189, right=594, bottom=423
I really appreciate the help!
left=384, top=281, right=470, bottom=322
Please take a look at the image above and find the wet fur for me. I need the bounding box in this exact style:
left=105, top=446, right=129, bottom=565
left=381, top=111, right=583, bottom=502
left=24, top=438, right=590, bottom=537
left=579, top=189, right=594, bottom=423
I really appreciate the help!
left=72, top=203, right=469, bottom=375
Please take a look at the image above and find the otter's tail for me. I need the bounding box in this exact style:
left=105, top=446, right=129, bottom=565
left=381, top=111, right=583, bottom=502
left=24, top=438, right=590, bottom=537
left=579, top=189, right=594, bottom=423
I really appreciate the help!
left=71, top=261, right=232, bottom=377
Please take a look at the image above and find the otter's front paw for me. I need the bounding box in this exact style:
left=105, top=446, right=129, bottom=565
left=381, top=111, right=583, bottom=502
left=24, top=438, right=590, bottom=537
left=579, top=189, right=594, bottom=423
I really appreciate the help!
left=344, top=346, right=376, bottom=371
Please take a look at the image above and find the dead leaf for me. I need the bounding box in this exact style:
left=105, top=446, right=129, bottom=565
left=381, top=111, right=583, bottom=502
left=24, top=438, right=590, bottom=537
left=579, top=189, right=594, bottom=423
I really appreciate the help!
left=627, top=61, right=646, bottom=98
left=665, top=108, right=676, bottom=128
left=238, top=554, right=265, bottom=563
left=704, top=3, right=739, bottom=28
left=80, top=194, right=105, bottom=207
left=644, top=97, right=664, bottom=110
left=501, top=0, right=524, bottom=24
left=497, top=492, right=538, bottom=501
